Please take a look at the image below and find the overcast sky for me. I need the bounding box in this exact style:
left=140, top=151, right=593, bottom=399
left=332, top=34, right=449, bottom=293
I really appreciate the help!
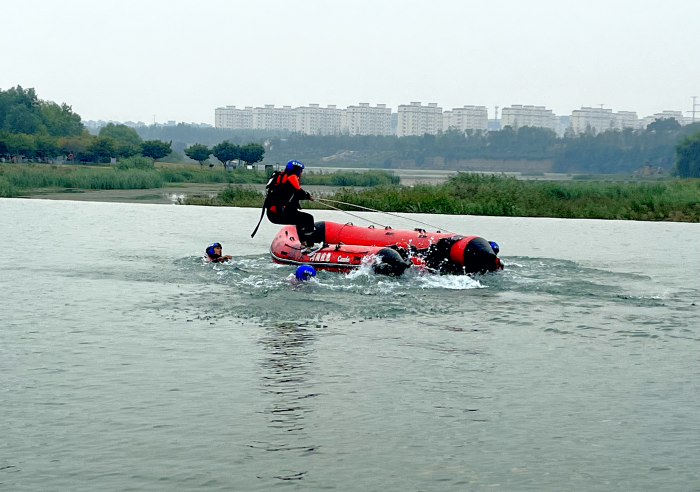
left=3, top=0, right=699, bottom=124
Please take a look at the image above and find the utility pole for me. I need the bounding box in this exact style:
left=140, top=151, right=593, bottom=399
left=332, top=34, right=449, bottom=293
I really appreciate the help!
left=687, top=96, right=698, bottom=123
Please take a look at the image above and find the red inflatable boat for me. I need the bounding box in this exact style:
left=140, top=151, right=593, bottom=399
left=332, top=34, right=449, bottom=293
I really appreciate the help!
left=270, top=221, right=503, bottom=276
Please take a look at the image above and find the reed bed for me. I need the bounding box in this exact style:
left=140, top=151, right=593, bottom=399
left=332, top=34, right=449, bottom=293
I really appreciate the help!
left=187, top=173, right=700, bottom=222
left=0, top=164, right=399, bottom=197
left=1, top=165, right=163, bottom=192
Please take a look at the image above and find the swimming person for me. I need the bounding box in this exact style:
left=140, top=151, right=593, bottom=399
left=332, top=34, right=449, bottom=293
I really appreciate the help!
left=205, top=242, right=232, bottom=263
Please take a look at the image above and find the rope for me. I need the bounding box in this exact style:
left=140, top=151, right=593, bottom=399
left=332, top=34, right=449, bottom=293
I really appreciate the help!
left=315, top=198, right=455, bottom=234
left=314, top=200, right=389, bottom=228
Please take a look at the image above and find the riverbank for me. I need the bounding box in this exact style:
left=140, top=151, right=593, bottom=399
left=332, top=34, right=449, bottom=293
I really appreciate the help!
left=0, top=162, right=398, bottom=199
left=4, top=163, right=697, bottom=222
left=186, top=173, right=700, bottom=222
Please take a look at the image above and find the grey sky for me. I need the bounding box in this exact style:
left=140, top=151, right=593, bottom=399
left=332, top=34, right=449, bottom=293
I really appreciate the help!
left=3, top=0, right=699, bottom=124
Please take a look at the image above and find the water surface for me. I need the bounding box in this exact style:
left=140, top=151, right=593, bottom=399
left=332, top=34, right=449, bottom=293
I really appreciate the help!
left=1, top=199, right=699, bottom=491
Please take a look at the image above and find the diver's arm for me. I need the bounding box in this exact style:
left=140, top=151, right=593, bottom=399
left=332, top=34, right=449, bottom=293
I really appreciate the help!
left=288, top=175, right=311, bottom=201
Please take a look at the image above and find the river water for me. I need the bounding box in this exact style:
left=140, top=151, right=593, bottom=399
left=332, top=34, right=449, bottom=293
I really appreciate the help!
left=1, top=199, right=699, bottom=491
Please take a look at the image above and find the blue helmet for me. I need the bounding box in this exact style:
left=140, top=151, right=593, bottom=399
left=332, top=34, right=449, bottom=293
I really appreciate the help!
left=206, top=242, right=222, bottom=257
left=285, top=160, right=304, bottom=175
left=295, top=265, right=316, bottom=281
left=489, top=241, right=500, bottom=255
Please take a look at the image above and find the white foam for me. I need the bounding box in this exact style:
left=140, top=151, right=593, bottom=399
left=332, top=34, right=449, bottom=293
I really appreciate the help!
left=417, top=274, right=483, bottom=290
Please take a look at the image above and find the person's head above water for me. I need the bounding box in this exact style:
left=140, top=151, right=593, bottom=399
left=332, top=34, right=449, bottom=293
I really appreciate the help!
left=206, top=242, right=222, bottom=259
left=285, top=160, right=304, bottom=176
left=205, top=242, right=232, bottom=263
left=295, top=265, right=316, bottom=281
left=488, top=241, right=499, bottom=255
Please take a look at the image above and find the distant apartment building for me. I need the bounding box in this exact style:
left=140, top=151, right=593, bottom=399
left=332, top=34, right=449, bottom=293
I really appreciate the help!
left=442, top=105, right=488, bottom=132
left=396, top=102, right=443, bottom=137
left=614, top=111, right=640, bottom=130
left=215, top=105, right=253, bottom=129
left=341, top=103, right=392, bottom=136
left=252, top=105, right=293, bottom=131
left=640, top=110, right=689, bottom=129
left=571, top=107, right=642, bottom=134
left=487, top=119, right=502, bottom=131
left=215, top=104, right=341, bottom=133
left=500, top=105, right=558, bottom=132
left=295, top=104, right=342, bottom=135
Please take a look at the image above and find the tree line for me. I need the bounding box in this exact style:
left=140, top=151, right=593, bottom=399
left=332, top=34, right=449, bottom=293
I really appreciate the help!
left=0, top=86, right=174, bottom=164
left=138, top=118, right=700, bottom=176
left=184, top=141, right=265, bottom=168
left=263, top=120, right=700, bottom=176
left=2, top=86, right=698, bottom=177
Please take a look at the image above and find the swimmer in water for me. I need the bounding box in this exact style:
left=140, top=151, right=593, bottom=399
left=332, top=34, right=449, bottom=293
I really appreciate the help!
left=286, top=265, right=317, bottom=286
left=205, top=242, right=232, bottom=263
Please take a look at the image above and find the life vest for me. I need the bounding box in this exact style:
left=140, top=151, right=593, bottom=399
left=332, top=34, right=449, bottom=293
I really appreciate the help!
left=251, top=171, right=306, bottom=238
left=264, top=171, right=297, bottom=213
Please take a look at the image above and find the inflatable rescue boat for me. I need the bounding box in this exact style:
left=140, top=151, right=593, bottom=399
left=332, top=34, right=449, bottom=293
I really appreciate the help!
left=270, top=221, right=503, bottom=276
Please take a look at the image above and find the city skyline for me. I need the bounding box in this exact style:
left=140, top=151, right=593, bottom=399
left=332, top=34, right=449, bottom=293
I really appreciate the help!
left=211, top=101, right=695, bottom=136
left=1, top=1, right=698, bottom=125
left=83, top=100, right=696, bottom=138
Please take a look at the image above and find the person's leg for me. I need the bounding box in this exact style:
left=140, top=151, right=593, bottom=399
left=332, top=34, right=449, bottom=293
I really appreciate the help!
left=266, top=209, right=286, bottom=225
left=267, top=209, right=316, bottom=245
left=290, top=210, right=316, bottom=245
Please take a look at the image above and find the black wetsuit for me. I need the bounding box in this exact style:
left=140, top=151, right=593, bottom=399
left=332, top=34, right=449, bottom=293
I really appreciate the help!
left=264, top=172, right=316, bottom=244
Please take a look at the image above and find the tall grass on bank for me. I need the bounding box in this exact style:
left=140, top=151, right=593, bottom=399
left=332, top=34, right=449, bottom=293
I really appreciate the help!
left=302, top=170, right=400, bottom=186
left=1, top=165, right=163, bottom=193
left=187, top=173, right=700, bottom=222
left=0, top=164, right=399, bottom=197
left=159, top=168, right=268, bottom=184
left=0, top=176, right=17, bottom=197
left=332, top=173, right=700, bottom=222
left=0, top=163, right=268, bottom=195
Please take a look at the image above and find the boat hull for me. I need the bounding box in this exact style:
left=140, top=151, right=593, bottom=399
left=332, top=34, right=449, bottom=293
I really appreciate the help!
left=270, top=221, right=502, bottom=275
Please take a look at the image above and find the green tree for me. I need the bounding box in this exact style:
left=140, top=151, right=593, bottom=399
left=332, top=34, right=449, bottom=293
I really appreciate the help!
left=184, top=143, right=211, bottom=167
left=646, top=117, right=682, bottom=134
left=212, top=140, right=240, bottom=167
left=141, top=139, right=172, bottom=162
left=40, top=101, right=84, bottom=137
left=88, top=136, right=117, bottom=163
left=99, top=123, right=143, bottom=146
left=0, top=134, right=8, bottom=157
left=34, top=134, right=60, bottom=161
left=4, top=105, right=42, bottom=134
left=674, top=131, right=700, bottom=178
left=3, top=132, right=35, bottom=159
left=115, top=142, right=141, bottom=158
left=58, top=133, right=93, bottom=161
left=238, top=142, right=265, bottom=166
left=0, top=86, right=40, bottom=131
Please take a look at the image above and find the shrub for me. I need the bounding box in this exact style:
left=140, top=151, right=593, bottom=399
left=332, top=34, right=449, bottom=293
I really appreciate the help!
left=115, top=155, right=155, bottom=170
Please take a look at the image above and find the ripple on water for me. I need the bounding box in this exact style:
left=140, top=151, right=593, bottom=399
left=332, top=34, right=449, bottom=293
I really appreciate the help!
left=154, top=254, right=700, bottom=345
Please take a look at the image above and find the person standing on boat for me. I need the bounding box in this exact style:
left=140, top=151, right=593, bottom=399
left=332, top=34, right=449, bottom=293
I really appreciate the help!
left=251, top=160, right=319, bottom=251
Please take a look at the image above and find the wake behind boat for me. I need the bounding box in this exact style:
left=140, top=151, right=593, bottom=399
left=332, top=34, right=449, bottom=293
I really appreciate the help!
left=270, top=221, right=503, bottom=276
